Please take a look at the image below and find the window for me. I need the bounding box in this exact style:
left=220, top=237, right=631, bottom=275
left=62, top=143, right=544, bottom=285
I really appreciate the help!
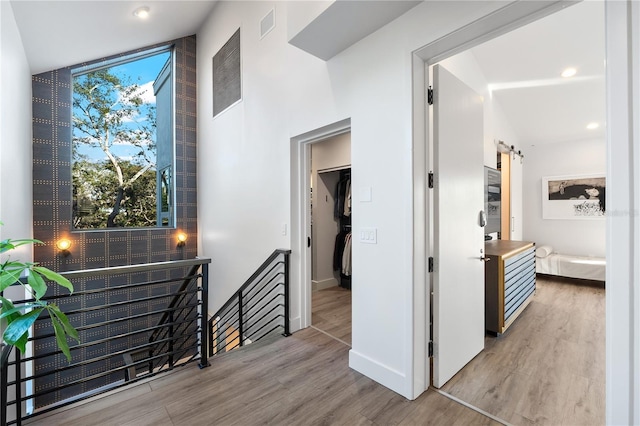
left=71, top=47, right=174, bottom=229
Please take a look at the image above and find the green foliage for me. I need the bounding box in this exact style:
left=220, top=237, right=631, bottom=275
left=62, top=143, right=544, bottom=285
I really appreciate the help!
left=72, top=68, right=157, bottom=229
left=0, top=223, right=79, bottom=361
left=73, top=159, right=157, bottom=229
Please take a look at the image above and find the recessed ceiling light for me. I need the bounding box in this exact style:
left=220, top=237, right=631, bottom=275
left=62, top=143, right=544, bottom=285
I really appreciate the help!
left=586, top=122, right=599, bottom=130
left=561, top=67, right=577, bottom=78
left=133, top=6, right=150, bottom=19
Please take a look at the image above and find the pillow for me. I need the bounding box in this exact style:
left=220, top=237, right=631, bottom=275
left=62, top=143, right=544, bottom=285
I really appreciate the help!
left=536, top=245, right=553, bottom=258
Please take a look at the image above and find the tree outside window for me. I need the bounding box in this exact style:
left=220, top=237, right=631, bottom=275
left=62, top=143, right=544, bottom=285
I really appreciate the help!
left=72, top=49, right=173, bottom=229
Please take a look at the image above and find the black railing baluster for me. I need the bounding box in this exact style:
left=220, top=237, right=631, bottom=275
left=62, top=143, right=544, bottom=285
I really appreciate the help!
left=238, top=291, right=244, bottom=348
left=1, top=258, right=211, bottom=425
left=15, top=348, right=21, bottom=426
left=1, top=344, right=11, bottom=426
left=284, top=251, right=291, bottom=337
left=168, top=310, right=174, bottom=369
left=199, top=263, right=209, bottom=369
left=206, top=249, right=291, bottom=361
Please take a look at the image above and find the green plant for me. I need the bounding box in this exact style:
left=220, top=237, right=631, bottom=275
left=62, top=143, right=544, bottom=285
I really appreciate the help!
left=0, top=222, right=79, bottom=361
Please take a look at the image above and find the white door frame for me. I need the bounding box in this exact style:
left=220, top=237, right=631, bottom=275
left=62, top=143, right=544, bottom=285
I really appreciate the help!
left=290, top=118, right=351, bottom=331
left=412, top=1, right=639, bottom=422
left=411, top=0, right=577, bottom=397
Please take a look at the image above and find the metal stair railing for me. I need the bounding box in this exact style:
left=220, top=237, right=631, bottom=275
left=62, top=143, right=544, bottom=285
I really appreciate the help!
left=209, top=249, right=290, bottom=356
left=1, top=258, right=210, bottom=426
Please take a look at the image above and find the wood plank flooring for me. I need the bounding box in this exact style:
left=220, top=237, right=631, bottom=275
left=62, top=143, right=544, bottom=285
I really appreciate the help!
left=312, top=286, right=352, bottom=345
left=441, top=276, right=605, bottom=425
left=27, top=277, right=604, bottom=426
left=27, top=328, right=497, bottom=426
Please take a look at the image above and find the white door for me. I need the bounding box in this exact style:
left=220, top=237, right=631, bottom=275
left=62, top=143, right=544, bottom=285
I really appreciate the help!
left=432, top=64, right=485, bottom=388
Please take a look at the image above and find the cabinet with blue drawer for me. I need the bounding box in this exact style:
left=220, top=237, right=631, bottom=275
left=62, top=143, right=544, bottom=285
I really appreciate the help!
left=484, top=240, right=536, bottom=335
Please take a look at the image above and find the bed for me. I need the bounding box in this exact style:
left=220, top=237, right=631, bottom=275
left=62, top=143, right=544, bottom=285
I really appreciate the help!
left=535, top=245, right=606, bottom=282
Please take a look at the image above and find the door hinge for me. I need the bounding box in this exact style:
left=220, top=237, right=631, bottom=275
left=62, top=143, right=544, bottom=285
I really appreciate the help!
left=428, top=172, right=434, bottom=189
left=428, top=341, right=434, bottom=357
left=427, top=86, right=434, bottom=105
left=428, top=257, right=434, bottom=272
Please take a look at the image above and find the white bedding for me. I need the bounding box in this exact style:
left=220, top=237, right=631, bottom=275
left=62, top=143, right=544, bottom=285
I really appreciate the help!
left=536, top=253, right=606, bottom=281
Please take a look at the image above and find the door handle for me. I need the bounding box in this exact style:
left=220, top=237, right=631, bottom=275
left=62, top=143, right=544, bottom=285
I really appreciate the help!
left=307, top=237, right=311, bottom=248
left=479, top=249, right=490, bottom=262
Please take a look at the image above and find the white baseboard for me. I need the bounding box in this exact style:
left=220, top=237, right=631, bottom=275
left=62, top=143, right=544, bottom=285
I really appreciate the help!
left=289, top=315, right=302, bottom=333
left=312, top=278, right=338, bottom=292
left=349, top=349, right=411, bottom=399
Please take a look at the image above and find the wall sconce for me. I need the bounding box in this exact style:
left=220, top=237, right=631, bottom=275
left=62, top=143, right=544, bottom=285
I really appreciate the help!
left=56, top=238, right=72, bottom=255
left=177, top=233, right=187, bottom=248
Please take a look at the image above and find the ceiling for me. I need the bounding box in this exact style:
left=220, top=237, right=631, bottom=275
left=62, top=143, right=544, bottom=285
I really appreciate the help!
left=10, top=0, right=218, bottom=74
left=468, top=0, right=605, bottom=147
left=10, top=0, right=604, bottom=148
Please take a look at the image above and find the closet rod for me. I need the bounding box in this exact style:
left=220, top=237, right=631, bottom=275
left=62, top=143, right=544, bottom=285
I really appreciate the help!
left=318, top=165, right=351, bottom=174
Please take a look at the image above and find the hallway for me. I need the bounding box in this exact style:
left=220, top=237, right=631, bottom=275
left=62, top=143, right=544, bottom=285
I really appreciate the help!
left=25, top=277, right=604, bottom=425
left=29, top=328, right=495, bottom=425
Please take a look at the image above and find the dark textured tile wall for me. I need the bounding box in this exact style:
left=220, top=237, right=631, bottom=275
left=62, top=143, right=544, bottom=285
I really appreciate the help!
left=31, top=36, right=198, bottom=408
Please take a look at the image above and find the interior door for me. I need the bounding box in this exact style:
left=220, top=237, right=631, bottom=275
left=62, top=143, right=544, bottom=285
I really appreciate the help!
left=432, top=64, right=485, bottom=388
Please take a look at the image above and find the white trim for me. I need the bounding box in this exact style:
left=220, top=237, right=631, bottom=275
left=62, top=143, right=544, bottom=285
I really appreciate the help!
left=410, top=52, right=428, bottom=399
left=290, top=119, right=351, bottom=332
left=411, top=0, right=620, bottom=410
left=349, top=349, right=408, bottom=397
left=312, top=278, right=338, bottom=292
left=288, top=315, right=302, bottom=334
left=414, top=1, right=574, bottom=65
left=605, top=2, right=640, bottom=424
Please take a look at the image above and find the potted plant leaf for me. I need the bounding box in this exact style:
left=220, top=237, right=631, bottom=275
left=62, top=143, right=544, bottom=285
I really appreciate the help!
left=0, top=221, right=79, bottom=368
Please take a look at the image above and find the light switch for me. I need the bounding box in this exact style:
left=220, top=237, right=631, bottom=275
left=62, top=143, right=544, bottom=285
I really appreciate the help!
left=360, top=227, right=377, bottom=244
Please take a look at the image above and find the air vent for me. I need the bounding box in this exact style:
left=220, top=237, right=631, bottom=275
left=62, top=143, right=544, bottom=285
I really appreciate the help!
left=260, top=9, right=275, bottom=39
left=212, top=28, right=241, bottom=117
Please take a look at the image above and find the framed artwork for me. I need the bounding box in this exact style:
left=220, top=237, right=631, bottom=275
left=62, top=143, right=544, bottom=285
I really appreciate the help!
left=542, top=174, right=606, bottom=219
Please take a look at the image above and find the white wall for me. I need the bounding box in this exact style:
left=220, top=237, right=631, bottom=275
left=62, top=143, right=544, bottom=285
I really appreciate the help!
left=605, top=2, right=640, bottom=423
left=0, top=3, right=33, bottom=421
left=523, top=138, right=606, bottom=257
left=196, top=0, right=506, bottom=398
left=0, top=1, right=33, bottom=247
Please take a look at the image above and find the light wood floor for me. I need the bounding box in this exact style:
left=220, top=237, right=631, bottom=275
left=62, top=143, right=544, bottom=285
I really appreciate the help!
left=28, top=327, right=498, bottom=426
left=441, top=276, right=605, bottom=425
left=27, top=277, right=604, bottom=426
left=312, top=286, right=352, bottom=345
left=309, top=278, right=605, bottom=425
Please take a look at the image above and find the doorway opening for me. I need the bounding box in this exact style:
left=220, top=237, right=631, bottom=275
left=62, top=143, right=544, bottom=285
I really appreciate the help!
left=289, top=118, right=351, bottom=339
left=420, top=1, right=606, bottom=424
left=309, top=132, right=352, bottom=345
